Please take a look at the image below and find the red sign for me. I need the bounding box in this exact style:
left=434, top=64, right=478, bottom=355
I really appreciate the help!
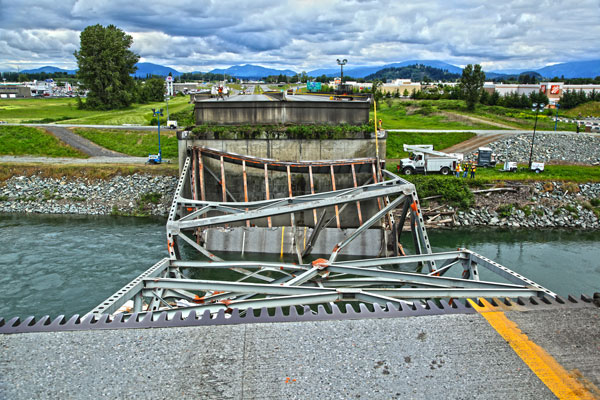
left=550, top=85, right=560, bottom=94
left=540, top=85, right=546, bottom=93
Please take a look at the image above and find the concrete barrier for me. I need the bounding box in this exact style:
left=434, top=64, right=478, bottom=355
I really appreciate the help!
left=194, top=99, right=370, bottom=125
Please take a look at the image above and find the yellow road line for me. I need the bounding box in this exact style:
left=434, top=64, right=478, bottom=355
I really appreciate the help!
left=468, top=298, right=597, bottom=400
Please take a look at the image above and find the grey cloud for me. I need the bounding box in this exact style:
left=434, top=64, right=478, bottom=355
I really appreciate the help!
left=0, top=0, right=599, bottom=72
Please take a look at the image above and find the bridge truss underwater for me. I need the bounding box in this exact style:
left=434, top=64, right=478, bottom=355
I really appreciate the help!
left=1, top=146, right=568, bottom=333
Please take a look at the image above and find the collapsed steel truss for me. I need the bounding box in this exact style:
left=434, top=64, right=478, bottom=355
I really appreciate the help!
left=84, top=146, right=555, bottom=322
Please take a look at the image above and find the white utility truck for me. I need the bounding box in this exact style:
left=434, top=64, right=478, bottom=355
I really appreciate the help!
left=398, top=144, right=459, bottom=176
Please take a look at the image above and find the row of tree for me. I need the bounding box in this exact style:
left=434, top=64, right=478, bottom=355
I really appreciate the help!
left=558, top=89, right=600, bottom=109
left=178, top=72, right=232, bottom=81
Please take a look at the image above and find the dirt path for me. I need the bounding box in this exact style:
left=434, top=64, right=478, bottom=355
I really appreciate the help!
left=441, top=132, right=515, bottom=153
left=44, top=126, right=129, bottom=158
left=441, top=111, right=518, bottom=130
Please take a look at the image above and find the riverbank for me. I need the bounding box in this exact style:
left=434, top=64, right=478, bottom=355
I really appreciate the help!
left=0, top=173, right=177, bottom=216
left=415, top=181, right=600, bottom=230
left=0, top=170, right=598, bottom=229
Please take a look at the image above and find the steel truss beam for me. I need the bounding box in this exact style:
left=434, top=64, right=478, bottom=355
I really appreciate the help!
left=88, top=147, right=555, bottom=320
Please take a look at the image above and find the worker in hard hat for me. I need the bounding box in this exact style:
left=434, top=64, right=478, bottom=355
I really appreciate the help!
left=470, top=162, right=477, bottom=179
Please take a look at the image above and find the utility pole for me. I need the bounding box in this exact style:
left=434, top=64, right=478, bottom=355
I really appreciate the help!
left=529, top=103, right=545, bottom=168
left=337, top=58, right=347, bottom=82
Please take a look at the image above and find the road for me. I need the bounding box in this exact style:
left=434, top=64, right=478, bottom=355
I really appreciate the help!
left=44, top=126, right=129, bottom=157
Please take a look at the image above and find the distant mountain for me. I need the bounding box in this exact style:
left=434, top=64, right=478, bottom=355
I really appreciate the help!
left=535, top=60, right=600, bottom=79
left=209, top=64, right=297, bottom=79
left=308, top=60, right=463, bottom=78
left=20, top=66, right=76, bottom=75
left=490, top=60, right=600, bottom=79
left=133, top=62, right=181, bottom=78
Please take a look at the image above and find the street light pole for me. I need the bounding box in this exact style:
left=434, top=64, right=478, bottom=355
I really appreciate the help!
left=152, top=108, right=163, bottom=163
left=336, top=58, right=347, bottom=82
left=554, top=103, right=560, bottom=131
left=528, top=103, right=545, bottom=168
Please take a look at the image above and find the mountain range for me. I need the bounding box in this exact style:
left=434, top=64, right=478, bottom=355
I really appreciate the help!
left=17, top=59, right=600, bottom=80
left=209, top=64, right=296, bottom=79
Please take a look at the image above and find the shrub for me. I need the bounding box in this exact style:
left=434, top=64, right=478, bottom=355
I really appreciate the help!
left=496, top=204, right=514, bottom=218
left=589, top=198, right=600, bottom=207
left=561, top=182, right=580, bottom=193
left=406, top=176, right=474, bottom=208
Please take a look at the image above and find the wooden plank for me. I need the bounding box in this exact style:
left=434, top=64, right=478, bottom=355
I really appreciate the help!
left=308, top=165, right=317, bottom=226
left=351, top=163, right=363, bottom=225
left=330, top=165, right=341, bottom=229
left=243, top=160, right=249, bottom=227
left=198, top=150, right=206, bottom=201
left=372, top=162, right=382, bottom=211
left=287, top=165, right=295, bottom=227
left=191, top=149, right=197, bottom=201
left=220, top=155, right=227, bottom=203
left=264, top=163, right=272, bottom=228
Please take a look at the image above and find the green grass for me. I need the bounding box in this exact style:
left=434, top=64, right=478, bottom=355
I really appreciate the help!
left=387, top=163, right=600, bottom=183
left=0, top=96, right=192, bottom=125
left=467, top=105, right=576, bottom=131
left=473, top=164, right=600, bottom=182
left=563, top=101, right=600, bottom=118
left=372, top=99, right=503, bottom=130
left=73, top=128, right=179, bottom=159
left=386, top=131, right=476, bottom=159
left=254, top=85, right=264, bottom=95
left=372, top=99, right=579, bottom=132
left=0, top=126, right=87, bottom=158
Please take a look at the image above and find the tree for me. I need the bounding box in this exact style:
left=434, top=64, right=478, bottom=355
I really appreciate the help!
left=460, top=64, right=485, bottom=110
left=74, top=24, right=139, bottom=109
left=372, top=79, right=383, bottom=105
left=137, top=77, right=165, bottom=103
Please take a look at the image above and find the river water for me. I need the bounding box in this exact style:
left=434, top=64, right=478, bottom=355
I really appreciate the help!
left=1, top=213, right=599, bottom=318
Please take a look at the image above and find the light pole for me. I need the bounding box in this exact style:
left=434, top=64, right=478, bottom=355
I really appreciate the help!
left=528, top=102, right=545, bottom=168
left=554, top=102, right=560, bottom=131
left=152, top=108, right=163, bottom=164
left=336, top=58, right=347, bottom=82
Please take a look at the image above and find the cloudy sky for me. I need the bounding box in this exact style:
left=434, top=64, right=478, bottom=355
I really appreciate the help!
left=1, top=0, right=599, bottom=73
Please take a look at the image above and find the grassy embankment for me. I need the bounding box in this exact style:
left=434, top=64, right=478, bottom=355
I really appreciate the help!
left=372, top=99, right=578, bottom=131
left=563, top=101, right=600, bottom=118
left=398, top=166, right=600, bottom=210
left=0, top=96, right=192, bottom=125
left=372, top=99, right=501, bottom=130
left=0, top=163, right=177, bottom=182
left=0, top=126, right=87, bottom=158
left=73, top=128, right=179, bottom=159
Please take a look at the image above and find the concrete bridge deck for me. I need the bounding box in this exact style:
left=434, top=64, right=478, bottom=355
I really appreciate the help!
left=1, top=296, right=598, bottom=399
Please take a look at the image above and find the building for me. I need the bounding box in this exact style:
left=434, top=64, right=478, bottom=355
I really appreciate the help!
left=0, top=83, right=31, bottom=98
left=380, top=79, right=421, bottom=96
left=484, top=82, right=600, bottom=106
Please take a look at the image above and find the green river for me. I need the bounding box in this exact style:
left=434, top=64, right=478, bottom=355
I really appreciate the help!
left=0, top=214, right=598, bottom=318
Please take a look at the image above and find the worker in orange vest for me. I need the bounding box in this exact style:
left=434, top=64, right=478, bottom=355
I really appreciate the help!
left=455, top=163, right=461, bottom=177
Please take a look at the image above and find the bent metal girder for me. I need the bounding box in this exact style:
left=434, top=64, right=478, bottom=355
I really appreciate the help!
left=166, top=146, right=435, bottom=266
left=83, top=147, right=555, bottom=322
left=0, top=147, right=561, bottom=334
